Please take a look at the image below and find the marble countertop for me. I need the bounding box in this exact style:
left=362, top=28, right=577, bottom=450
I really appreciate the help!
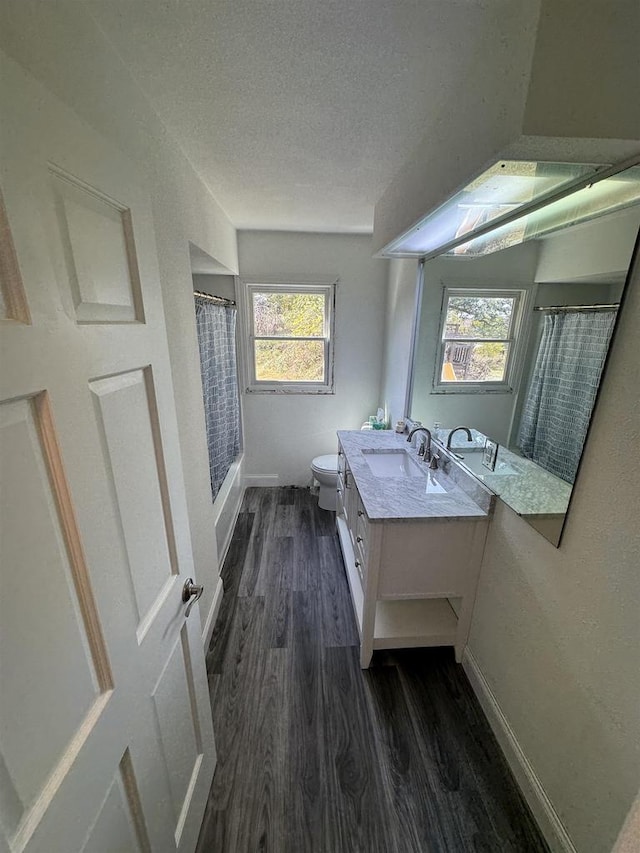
left=477, top=451, right=571, bottom=517
left=434, top=428, right=572, bottom=518
left=337, top=430, right=493, bottom=523
left=433, top=438, right=572, bottom=518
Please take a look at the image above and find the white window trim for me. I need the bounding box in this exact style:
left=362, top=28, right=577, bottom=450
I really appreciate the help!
left=242, top=280, right=336, bottom=394
left=432, top=287, right=527, bottom=394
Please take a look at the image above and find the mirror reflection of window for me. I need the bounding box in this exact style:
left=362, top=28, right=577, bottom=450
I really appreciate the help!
left=438, top=290, right=521, bottom=386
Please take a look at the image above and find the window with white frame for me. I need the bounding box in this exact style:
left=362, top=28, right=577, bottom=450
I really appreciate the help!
left=434, top=288, right=524, bottom=391
left=245, top=282, right=335, bottom=393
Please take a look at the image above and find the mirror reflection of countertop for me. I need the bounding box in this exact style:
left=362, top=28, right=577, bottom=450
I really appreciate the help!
left=337, top=430, right=494, bottom=523
left=434, top=430, right=571, bottom=518
left=482, top=455, right=571, bottom=518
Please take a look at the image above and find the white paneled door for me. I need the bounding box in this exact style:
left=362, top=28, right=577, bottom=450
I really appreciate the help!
left=0, top=56, right=215, bottom=853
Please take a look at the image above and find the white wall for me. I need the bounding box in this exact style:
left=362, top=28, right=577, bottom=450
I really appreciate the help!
left=0, top=3, right=239, bottom=643
left=536, top=209, right=640, bottom=285
left=613, top=792, right=640, bottom=853
left=192, top=273, right=237, bottom=302
left=150, top=165, right=238, bottom=638
left=237, top=231, right=388, bottom=485
left=468, top=239, right=640, bottom=851
left=434, top=244, right=639, bottom=852
left=523, top=0, right=640, bottom=141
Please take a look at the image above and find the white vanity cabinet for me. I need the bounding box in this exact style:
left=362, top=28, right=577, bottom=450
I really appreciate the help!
left=336, top=433, right=491, bottom=669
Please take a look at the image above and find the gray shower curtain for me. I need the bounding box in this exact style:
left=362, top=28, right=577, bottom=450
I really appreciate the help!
left=195, top=298, right=240, bottom=501
left=518, top=310, right=616, bottom=483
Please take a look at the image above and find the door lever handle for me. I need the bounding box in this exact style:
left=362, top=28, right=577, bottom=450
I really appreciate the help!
left=182, top=578, right=204, bottom=618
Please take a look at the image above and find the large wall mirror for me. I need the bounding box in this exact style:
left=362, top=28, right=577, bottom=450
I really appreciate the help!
left=408, top=165, right=640, bottom=546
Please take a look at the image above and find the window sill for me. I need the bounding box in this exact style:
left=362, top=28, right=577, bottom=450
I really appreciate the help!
left=246, top=386, right=335, bottom=395
left=431, top=385, right=514, bottom=395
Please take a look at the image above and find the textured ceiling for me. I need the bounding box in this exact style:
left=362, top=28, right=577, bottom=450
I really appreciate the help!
left=87, top=1, right=540, bottom=232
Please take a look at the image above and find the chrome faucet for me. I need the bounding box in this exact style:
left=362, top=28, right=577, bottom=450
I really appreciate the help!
left=446, top=426, right=473, bottom=459
left=406, top=426, right=438, bottom=469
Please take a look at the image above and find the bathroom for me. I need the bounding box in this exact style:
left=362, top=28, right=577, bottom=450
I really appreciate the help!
left=191, top=167, right=640, bottom=852
left=1, top=3, right=639, bottom=853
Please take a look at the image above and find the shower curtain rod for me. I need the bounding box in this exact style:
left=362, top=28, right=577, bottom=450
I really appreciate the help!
left=193, top=290, right=236, bottom=306
left=533, top=303, right=619, bottom=313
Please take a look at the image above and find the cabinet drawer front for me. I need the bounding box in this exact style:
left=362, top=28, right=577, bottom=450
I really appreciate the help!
left=355, top=507, right=369, bottom=559
left=343, top=469, right=356, bottom=521
left=338, top=446, right=346, bottom=476
left=354, top=538, right=367, bottom=586
left=353, top=549, right=365, bottom=586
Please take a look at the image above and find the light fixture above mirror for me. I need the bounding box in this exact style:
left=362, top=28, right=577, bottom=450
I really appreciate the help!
left=382, top=158, right=640, bottom=259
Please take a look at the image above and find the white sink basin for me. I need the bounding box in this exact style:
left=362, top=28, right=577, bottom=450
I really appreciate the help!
left=362, top=449, right=423, bottom=478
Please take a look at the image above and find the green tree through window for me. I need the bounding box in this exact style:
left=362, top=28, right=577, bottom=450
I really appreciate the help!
left=248, top=285, right=335, bottom=391
left=439, top=291, right=520, bottom=384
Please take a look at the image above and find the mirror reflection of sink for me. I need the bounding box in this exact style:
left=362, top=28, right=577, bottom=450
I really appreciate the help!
left=362, top=449, right=423, bottom=478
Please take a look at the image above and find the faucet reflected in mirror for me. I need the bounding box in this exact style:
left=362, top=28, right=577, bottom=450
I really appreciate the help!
left=408, top=169, right=640, bottom=547
left=446, top=426, right=473, bottom=459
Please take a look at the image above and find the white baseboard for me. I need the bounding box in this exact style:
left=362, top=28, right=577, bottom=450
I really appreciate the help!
left=201, top=575, right=224, bottom=651
left=243, top=476, right=279, bottom=487
left=463, top=648, right=577, bottom=853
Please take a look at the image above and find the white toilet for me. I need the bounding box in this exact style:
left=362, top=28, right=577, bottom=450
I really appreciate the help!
left=311, top=454, right=339, bottom=511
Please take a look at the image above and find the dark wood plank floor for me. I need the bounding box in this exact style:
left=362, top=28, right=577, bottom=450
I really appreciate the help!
left=197, top=487, right=549, bottom=853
